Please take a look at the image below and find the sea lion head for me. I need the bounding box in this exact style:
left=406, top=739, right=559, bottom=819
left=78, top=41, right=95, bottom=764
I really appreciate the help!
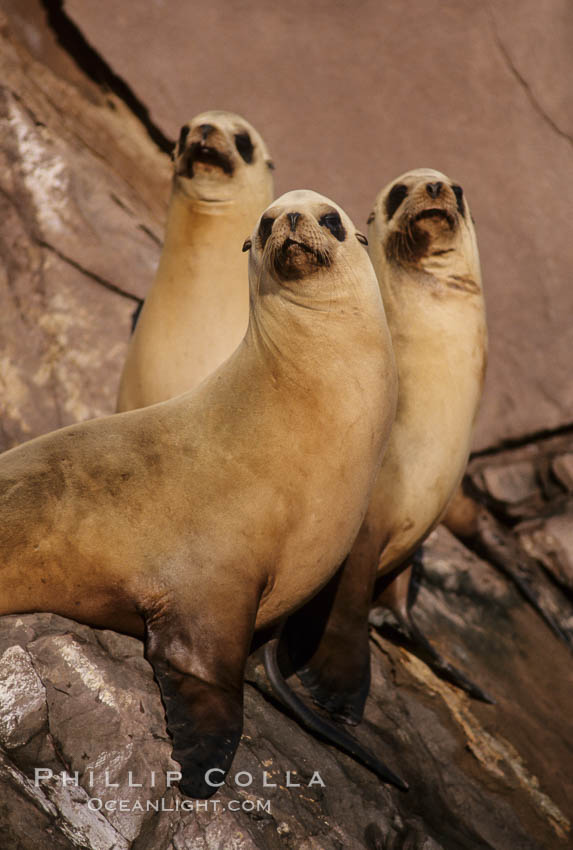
left=172, top=110, right=274, bottom=202
left=243, top=189, right=370, bottom=297
left=368, top=169, right=480, bottom=287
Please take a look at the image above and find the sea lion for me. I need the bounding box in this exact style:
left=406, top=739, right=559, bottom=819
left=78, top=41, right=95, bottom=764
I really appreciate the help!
left=117, top=110, right=274, bottom=412
left=284, top=169, right=489, bottom=722
left=0, top=190, right=398, bottom=798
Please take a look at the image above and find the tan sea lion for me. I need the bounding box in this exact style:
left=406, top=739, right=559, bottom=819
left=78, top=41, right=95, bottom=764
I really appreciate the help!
left=0, top=190, right=398, bottom=797
left=285, top=169, right=489, bottom=721
left=117, top=110, right=274, bottom=412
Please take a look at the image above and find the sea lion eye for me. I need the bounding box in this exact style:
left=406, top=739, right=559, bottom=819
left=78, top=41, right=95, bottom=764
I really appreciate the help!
left=259, top=216, right=274, bottom=248
left=235, top=132, right=254, bottom=164
left=385, top=183, right=408, bottom=220
left=319, top=211, right=346, bottom=242
left=355, top=232, right=368, bottom=246
left=452, top=184, right=465, bottom=217
left=177, top=124, right=190, bottom=155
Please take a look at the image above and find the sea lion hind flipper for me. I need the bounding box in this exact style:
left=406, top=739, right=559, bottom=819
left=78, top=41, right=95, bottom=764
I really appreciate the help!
left=264, top=637, right=408, bottom=791
left=285, top=605, right=371, bottom=725
left=371, top=550, right=495, bottom=704
left=144, top=606, right=254, bottom=799
left=284, top=556, right=375, bottom=725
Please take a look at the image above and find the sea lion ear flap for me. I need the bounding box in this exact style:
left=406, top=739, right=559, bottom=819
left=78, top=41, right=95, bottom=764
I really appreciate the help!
left=366, top=211, right=375, bottom=225
left=242, top=239, right=252, bottom=253
left=266, top=160, right=276, bottom=170
left=355, top=232, right=368, bottom=246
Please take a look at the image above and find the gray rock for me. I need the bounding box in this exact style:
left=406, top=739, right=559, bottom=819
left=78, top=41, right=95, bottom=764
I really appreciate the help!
left=518, top=510, right=573, bottom=593
left=480, top=461, right=539, bottom=505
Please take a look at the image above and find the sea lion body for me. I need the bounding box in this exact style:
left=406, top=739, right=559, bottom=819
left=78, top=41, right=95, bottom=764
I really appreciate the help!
left=368, top=168, right=486, bottom=576
left=286, top=170, right=487, bottom=721
left=0, top=190, right=397, bottom=796
left=117, top=110, right=274, bottom=411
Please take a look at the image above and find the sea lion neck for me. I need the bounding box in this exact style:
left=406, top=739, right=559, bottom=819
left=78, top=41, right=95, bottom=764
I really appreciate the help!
left=244, top=263, right=390, bottom=393
left=370, top=228, right=482, bottom=303
left=168, top=180, right=269, bottom=232
left=154, top=186, right=264, bottom=296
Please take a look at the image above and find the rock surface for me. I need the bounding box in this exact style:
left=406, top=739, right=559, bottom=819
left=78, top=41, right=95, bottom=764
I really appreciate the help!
left=7, top=0, right=572, bottom=450
left=0, top=2, right=169, bottom=452
left=1, top=526, right=572, bottom=850
left=1, top=4, right=573, bottom=849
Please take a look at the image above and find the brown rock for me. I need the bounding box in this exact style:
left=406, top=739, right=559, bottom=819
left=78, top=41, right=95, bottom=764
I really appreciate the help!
left=0, top=10, right=170, bottom=452
left=552, top=453, right=573, bottom=491
left=1, top=527, right=572, bottom=849
left=518, top=510, right=573, bottom=593
left=11, top=0, right=570, bottom=451
left=0, top=4, right=573, bottom=848
left=480, top=460, right=539, bottom=505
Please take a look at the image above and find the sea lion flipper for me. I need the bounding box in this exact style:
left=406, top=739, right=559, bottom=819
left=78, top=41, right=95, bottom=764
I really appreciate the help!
left=264, top=637, right=408, bottom=791
left=285, top=551, right=378, bottom=725
left=371, top=549, right=495, bottom=704
left=144, top=600, right=257, bottom=798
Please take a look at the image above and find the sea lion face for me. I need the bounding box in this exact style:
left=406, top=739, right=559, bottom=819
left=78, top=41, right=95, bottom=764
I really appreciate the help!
left=369, top=169, right=474, bottom=267
left=173, top=110, right=274, bottom=201
left=244, top=190, right=369, bottom=289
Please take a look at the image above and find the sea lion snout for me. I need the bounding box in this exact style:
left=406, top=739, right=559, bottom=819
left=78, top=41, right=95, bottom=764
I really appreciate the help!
left=175, top=121, right=234, bottom=179
left=247, top=191, right=368, bottom=288
left=173, top=113, right=270, bottom=183
left=288, top=211, right=301, bottom=231
left=426, top=181, right=443, bottom=199
left=198, top=123, right=215, bottom=141
left=268, top=209, right=332, bottom=280
left=373, top=170, right=471, bottom=265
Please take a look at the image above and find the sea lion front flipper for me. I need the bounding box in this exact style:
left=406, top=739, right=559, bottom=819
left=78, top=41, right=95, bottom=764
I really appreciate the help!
left=264, top=637, right=408, bottom=791
left=144, top=590, right=259, bottom=799
left=371, top=548, right=495, bottom=704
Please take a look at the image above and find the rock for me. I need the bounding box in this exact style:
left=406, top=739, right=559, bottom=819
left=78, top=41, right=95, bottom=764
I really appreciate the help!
left=481, top=461, right=539, bottom=505
left=1, top=3, right=573, bottom=848
left=467, top=433, right=573, bottom=521
left=518, top=510, right=573, bottom=592
left=1, top=529, right=572, bottom=848
left=552, top=454, right=573, bottom=491
left=9, top=0, right=571, bottom=451
left=0, top=7, right=169, bottom=453
left=0, top=645, right=46, bottom=750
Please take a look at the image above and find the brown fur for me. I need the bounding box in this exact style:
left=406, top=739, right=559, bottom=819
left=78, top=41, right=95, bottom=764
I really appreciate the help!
left=0, top=190, right=397, bottom=797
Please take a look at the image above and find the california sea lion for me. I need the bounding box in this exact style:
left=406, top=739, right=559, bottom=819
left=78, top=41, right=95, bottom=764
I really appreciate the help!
left=285, top=169, right=489, bottom=722
left=117, top=110, right=274, bottom=412
left=0, top=190, right=398, bottom=797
